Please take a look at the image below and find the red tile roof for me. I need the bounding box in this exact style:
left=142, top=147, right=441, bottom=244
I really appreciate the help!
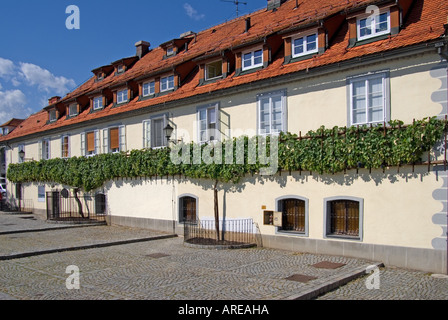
left=1, top=0, right=447, bottom=142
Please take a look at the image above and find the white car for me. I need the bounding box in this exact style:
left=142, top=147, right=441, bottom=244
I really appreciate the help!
left=0, top=185, right=6, bottom=198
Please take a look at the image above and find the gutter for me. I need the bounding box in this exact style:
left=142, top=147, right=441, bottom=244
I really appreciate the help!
left=0, top=39, right=446, bottom=145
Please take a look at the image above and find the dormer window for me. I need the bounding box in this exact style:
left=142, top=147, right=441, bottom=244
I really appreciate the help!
left=142, top=81, right=155, bottom=97
left=160, top=75, right=175, bottom=92
left=117, top=89, right=129, bottom=104
left=49, top=109, right=57, bottom=123
left=68, top=103, right=78, bottom=117
left=357, top=10, right=390, bottom=41
left=97, top=72, right=104, bottom=81
left=93, top=96, right=104, bottom=111
left=166, top=46, right=175, bottom=57
left=205, top=60, right=223, bottom=81
left=242, top=48, right=263, bottom=71
left=117, top=64, right=125, bottom=74
left=292, top=31, right=318, bottom=58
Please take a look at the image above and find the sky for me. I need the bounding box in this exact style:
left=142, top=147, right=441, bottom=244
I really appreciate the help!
left=0, top=0, right=267, bottom=125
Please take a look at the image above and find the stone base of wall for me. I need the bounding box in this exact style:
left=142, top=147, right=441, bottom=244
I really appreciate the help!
left=109, top=215, right=447, bottom=274
left=261, top=234, right=447, bottom=275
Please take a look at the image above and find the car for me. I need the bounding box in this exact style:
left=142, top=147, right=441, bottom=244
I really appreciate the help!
left=0, top=185, right=6, bottom=198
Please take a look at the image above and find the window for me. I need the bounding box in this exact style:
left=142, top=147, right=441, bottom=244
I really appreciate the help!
left=349, top=73, right=387, bottom=126
left=142, top=81, right=155, bottom=97
left=179, top=196, right=197, bottom=223
left=61, top=135, right=70, bottom=159
left=357, top=10, right=390, bottom=41
left=103, top=126, right=126, bottom=153
left=117, top=65, right=125, bottom=74
left=81, top=130, right=100, bottom=156
left=2, top=128, right=9, bottom=135
left=143, top=116, right=167, bottom=149
left=257, top=91, right=286, bottom=135
left=49, top=109, right=57, bottom=122
left=160, top=75, right=175, bottom=92
left=38, top=186, right=45, bottom=202
left=69, top=103, right=78, bottom=117
left=277, top=198, right=306, bottom=233
left=324, top=197, right=363, bottom=240
left=40, top=139, right=51, bottom=160
left=18, top=144, right=25, bottom=164
left=198, top=104, right=219, bottom=143
left=166, top=46, right=174, bottom=57
left=292, top=32, right=318, bottom=58
left=205, top=60, right=223, bottom=80
left=117, top=89, right=128, bottom=104
left=93, top=97, right=103, bottom=110
left=242, top=49, right=263, bottom=71
left=97, top=73, right=104, bottom=81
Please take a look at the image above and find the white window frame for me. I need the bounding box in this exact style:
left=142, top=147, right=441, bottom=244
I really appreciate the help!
left=349, top=72, right=388, bottom=126
left=117, top=89, right=128, bottom=104
left=68, top=103, right=78, bottom=117
left=93, top=96, right=103, bottom=111
left=142, top=81, right=155, bottom=97
left=242, top=48, right=263, bottom=71
left=61, top=135, right=70, bottom=159
left=357, top=9, right=391, bottom=41
left=292, top=31, right=318, bottom=58
left=81, top=130, right=100, bottom=157
left=49, top=109, right=57, bottom=122
left=205, top=60, right=223, bottom=81
left=103, top=126, right=126, bottom=154
left=39, top=139, right=51, bottom=160
left=166, top=46, right=174, bottom=57
left=149, top=115, right=168, bottom=149
left=160, top=75, right=175, bottom=92
left=257, top=90, right=287, bottom=136
left=197, top=103, right=220, bottom=144
left=117, top=64, right=125, bottom=74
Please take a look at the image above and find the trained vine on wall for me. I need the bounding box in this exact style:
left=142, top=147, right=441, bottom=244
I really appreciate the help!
left=7, top=117, right=447, bottom=192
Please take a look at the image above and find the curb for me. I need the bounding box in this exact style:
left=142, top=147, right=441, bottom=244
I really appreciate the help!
left=0, top=234, right=178, bottom=261
left=286, top=262, right=385, bottom=300
left=0, top=223, right=106, bottom=236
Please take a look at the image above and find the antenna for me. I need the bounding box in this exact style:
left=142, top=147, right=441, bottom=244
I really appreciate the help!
left=221, top=0, right=248, bottom=18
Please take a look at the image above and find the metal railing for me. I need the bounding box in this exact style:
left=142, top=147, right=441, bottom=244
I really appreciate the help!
left=184, top=218, right=258, bottom=246
left=46, top=191, right=107, bottom=223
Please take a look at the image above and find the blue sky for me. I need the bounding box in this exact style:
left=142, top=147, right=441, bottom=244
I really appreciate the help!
left=0, top=0, right=266, bottom=124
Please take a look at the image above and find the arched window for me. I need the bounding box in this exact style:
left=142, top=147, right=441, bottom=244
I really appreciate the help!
left=276, top=197, right=308, bottom=234
left=179, top=196, right=197, bottom=223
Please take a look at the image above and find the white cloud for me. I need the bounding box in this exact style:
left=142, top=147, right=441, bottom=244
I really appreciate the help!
left=0, top=89, right=31, bottom=125
left=19, top=62, right=76, bottom=96
left=183, top=3, right=205, bottom=21
left=0, top=58, right=15, bottom=79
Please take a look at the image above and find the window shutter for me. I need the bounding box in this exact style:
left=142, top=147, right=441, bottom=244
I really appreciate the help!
left=143, top=121, right=151, bottom=149
left=81, top=133, right=86, bottom=156
left=109, top=128, right=119, bottom=151
left=38, top=140, right=42, bottom=160
left=103, top=129, right=109, bottom=154
left=94, top=130, right=100, bottom=155
left=87, top=132, right=95, bottom=153
left=119, top=125, right=126, bottom=152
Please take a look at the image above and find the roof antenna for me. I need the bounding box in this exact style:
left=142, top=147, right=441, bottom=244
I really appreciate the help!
left=221, top=0, right=247, bottom=18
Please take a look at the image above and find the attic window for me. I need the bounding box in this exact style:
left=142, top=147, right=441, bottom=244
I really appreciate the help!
left=97, top=72, right=104, bottom=81
left=117, top=65, right=125, bottom=74
left=69, top=103, right=78, bottom=117
left=205, top=60, right=223, bottom=80
left=93, top=96, right=104, bottom=110
left=292, top=31, right=318, bottom=58
left=242, top=48, right=263, bottom=71
left=166, top=46, right=175, bottom=57
left=357, top=10, right=390, bottom=41
left=49, top=109, right=57, bottom=123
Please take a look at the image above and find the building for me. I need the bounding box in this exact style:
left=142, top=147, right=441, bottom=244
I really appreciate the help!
left=1, top=0, right=448, bottom=274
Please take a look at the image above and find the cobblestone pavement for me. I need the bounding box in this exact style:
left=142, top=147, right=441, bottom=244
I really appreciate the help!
left=0, top=212, right=447, bottom=301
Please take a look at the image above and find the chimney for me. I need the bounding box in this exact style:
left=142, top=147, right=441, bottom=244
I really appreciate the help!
left=48, top=96, right=61, bottom=105
left=135, top=41, right=151, bottom=59
left=267, top=0, right=286, bottom=10
left=245, top=17, right=251, bottom=33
